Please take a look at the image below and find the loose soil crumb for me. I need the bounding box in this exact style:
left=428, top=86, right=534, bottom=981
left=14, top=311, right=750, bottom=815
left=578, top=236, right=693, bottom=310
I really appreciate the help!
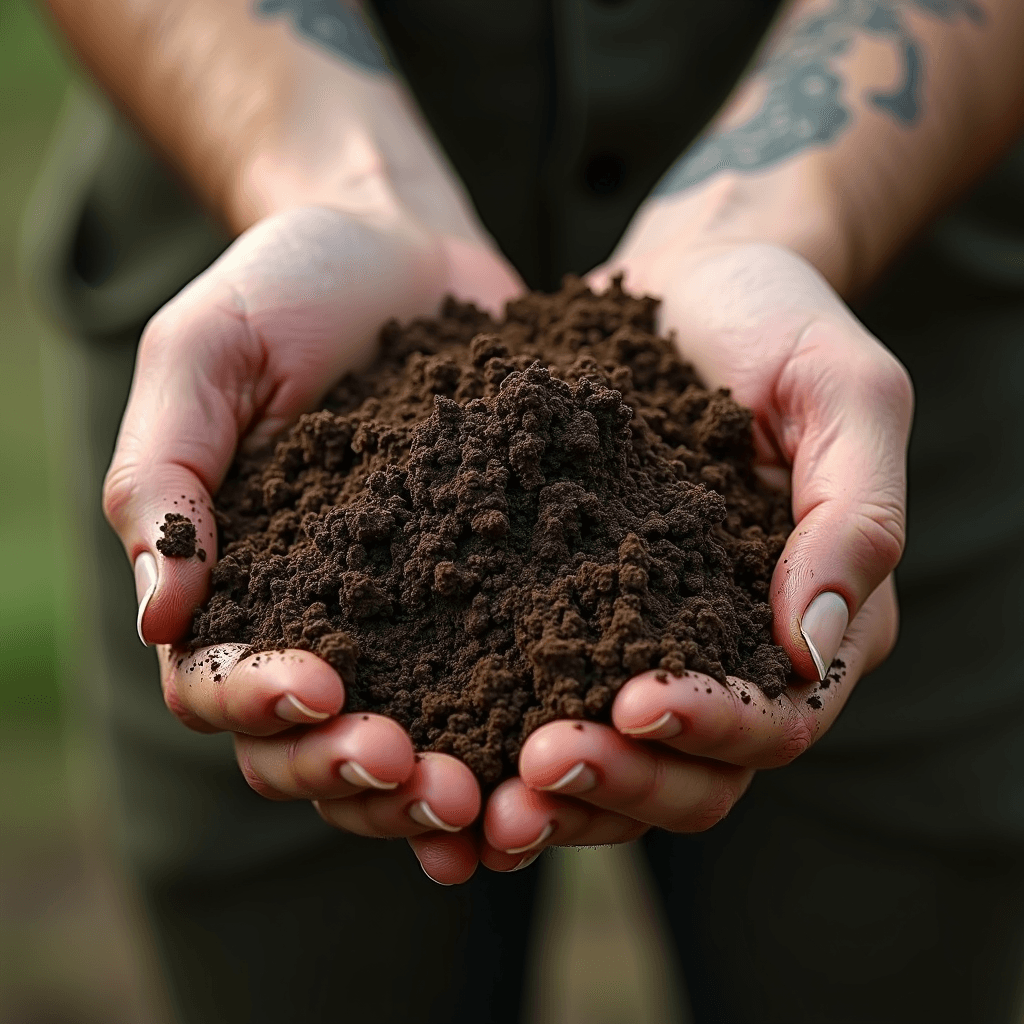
left=189, top=278, right=793, bottom=782
left=156, top=513, right=198, bottom=558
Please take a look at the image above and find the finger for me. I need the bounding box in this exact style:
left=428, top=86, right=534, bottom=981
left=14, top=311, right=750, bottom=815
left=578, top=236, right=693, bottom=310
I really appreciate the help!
left=104, top=283, right=259, bottom=644
left=481, top=777, right=647, bottom=872
left=407, top=832, right=480, bottom=885
left=105, top=209, right=448, bottom=644
left=158, top=645, right=344, bottom=735
left=768, top=318, right=912, bottom=681
left=610, top=576, right=899, bottom=768
left=315, top=751, right=480, bottom=838
left=519, top=722, right=753, bottom=833
left=234, top=712, right=415, bottom=800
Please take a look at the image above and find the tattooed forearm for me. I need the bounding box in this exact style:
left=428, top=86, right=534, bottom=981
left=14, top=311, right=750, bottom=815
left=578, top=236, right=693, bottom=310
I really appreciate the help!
left=255, top=0, right=391, bottom=74
left=655, top=0, right=984, bottom=195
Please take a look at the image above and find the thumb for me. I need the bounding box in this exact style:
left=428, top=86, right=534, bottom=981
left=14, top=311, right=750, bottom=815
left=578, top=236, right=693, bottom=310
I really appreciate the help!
left=104, top=206, right=451, bottom=644
left=771, top=318, right=913, bottom=681
left=103, top=283, right=247, bottom=645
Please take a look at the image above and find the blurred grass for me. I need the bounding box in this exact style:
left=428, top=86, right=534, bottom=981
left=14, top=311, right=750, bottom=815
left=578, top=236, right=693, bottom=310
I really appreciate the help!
left=0, top=0, right=72, bottom=721
left=0, top=8, right=167, bottom=1023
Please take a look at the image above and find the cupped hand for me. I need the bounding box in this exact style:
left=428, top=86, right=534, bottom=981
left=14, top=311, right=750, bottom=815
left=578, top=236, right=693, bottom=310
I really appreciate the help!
left=481, top=238, right=913, bottom=869
left=104, top=204, right=521, bottom=884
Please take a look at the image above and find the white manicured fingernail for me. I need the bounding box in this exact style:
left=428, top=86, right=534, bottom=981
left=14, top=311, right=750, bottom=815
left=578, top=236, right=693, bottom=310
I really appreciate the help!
left=539, top=762, right=597, bottom=795
left=619, top=711, right=682, bottom=739
left=134, top=551, right=158, bottom=646
left=505, top=822, right=554, bottom=856
left=409, top=800, right=462, bottom=833
left=338, top=761, right=398, bottom=790
left=800, top=591, right=849, bottom=681
left=511, top=851, right=542, bottom=871
left=274, top=693, right=331, bottom=724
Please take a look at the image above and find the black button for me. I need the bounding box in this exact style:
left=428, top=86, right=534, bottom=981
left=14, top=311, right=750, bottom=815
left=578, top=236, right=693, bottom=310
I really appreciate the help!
left=584, top=153, right=626, bottom=195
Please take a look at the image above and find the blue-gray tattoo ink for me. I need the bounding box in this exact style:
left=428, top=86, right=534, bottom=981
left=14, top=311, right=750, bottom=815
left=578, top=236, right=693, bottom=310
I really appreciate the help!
left=656, top=0, right=984, bottom=194
left=256, top=0, right=391, bottom=74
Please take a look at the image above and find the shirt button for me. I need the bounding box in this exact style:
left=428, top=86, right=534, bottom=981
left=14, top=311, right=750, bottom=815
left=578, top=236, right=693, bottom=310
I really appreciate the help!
left=583, top=153, right=626, bottom=195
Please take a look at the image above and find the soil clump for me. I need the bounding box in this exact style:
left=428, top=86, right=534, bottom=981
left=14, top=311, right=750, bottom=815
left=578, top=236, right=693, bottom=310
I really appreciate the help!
left=157, top=512, right=202, bottom=559
left=189, top=278, right=793, bottom=783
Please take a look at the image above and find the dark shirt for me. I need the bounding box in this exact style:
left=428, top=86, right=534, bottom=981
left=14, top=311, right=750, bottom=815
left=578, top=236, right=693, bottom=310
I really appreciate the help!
left=372, top=0, right=782, bottom=288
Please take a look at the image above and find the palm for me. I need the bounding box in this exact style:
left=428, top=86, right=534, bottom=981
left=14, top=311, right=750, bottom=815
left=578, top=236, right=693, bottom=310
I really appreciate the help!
left=105, top=205, right=522, bottom=885
left=475, top=241, right=912, bottom=870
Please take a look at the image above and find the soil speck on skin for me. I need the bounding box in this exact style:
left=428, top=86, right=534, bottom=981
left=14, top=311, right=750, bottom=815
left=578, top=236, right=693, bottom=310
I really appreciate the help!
left=822, top=656, right=846, bottom=689
left=189, top=277, right=793, bottom=783
left=807, top=695, right=823, bottom=709
left=156, top=513, right=198, bottom=558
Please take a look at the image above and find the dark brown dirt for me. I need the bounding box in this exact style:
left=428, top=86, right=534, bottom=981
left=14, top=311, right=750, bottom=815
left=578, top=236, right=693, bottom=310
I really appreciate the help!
left=189, top=278, right=793, bottom=783
left=156, top=513, right=200, bottom=558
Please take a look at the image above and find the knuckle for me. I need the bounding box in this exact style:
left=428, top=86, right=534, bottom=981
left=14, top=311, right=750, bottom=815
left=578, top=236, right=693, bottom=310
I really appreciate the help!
left=671, top=776, right=737, bottom=834
left=101, top=461, right=139, bottom=529
left=874, top=353, right=914, bottom=418
left=138, top=312, right=176, bottom=360
left=286, top=740, right=319, bottom=794
left=162, top=678, right=191, bottom=722
left=852, top=505, right=906, bottom=575
left=849, top=345, right=914, bottom=416
left=163, top=683, right=217, bottom=734
left=775, top=711, right=816, bottom=765
left=240, top=769, right=287, bottom=801
left=234, top=741, right=291, bottom=801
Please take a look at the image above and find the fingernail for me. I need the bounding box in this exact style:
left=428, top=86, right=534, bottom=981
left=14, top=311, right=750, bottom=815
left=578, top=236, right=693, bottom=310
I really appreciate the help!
left=539, top=762, right=597, bottom=796
left=505, top=822, right=554, bottom=856
left=619, top=711, right=682, bottom=740
left=134, top=551, right=158, bottom=647
left=511, top=851, right=542, bottom=871
left=409, top=800, right=463, bottom=833
left=800, top=591, right=849, bottom=681
left=274, top=693, right=331, bottom=724
left=338, top=760, right=398, bottom=790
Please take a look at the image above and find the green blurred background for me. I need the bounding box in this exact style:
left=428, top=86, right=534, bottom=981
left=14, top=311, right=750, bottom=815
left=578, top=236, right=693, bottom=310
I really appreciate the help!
left=0, top=0, right=68, bottom=722
left=0, top=3, right=686, bottom=1020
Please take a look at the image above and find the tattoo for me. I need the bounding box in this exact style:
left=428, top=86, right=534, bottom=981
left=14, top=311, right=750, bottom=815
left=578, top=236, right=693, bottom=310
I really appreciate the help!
left=655, top=0, right=984, bottom=194
left=256, top=0, right=391, bottom=74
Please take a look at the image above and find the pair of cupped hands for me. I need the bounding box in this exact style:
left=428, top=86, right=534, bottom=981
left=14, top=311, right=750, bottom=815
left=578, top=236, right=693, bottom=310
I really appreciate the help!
left=107, top=204, right=911, bottom=884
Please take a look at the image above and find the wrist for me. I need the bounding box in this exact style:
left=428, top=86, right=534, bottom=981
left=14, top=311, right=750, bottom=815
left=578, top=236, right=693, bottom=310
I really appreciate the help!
left=614, top=164, right=858, bottom=298
left=233, top=123, right=411, bottom=235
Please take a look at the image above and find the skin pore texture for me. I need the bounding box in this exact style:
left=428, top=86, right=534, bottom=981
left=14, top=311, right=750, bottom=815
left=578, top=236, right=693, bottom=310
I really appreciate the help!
left=43, top=0, right=1024, bottom=882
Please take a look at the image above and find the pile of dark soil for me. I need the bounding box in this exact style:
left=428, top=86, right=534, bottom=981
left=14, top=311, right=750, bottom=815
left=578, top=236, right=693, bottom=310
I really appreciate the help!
left=187, top=278, right=793, bottom=783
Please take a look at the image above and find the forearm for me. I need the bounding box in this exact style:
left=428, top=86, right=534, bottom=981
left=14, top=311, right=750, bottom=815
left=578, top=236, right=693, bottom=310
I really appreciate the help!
left=44, top=0, right=487, bottom=243
left=618, top=0, right=1024, bottom=296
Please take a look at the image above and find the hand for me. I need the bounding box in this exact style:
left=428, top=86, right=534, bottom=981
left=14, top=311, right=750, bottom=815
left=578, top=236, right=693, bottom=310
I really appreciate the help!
left=478, top=239, right=912, bottom=870
left=104, top=204, right=522, bottom=884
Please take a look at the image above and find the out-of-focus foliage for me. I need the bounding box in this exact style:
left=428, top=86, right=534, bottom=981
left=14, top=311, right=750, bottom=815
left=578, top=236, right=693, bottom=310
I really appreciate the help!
left=0, top=0, right=72, bottom=720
